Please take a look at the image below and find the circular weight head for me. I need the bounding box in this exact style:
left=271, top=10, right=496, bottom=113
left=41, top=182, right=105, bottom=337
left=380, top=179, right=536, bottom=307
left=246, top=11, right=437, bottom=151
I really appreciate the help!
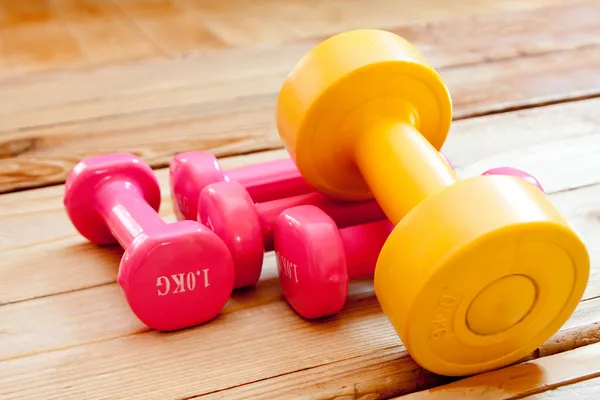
left=276, top=29, right=453, bottom=200
left=374, top=174, right=589, bottom=376
left=274, top=205, right=349, bottom=319
left=482, top=166, right=544, bottom=193
left=197, top=181, right=264, bottom=289
left=63, top=153, right=161, bottom=245
left=169, top=152, right=225, bottom=221
left=117, top=220, right=235, bottom=331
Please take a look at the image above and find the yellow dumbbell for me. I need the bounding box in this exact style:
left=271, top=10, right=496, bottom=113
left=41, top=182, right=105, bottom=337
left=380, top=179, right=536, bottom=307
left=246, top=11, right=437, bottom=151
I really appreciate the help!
left=275, top=29, right=589, bottom=376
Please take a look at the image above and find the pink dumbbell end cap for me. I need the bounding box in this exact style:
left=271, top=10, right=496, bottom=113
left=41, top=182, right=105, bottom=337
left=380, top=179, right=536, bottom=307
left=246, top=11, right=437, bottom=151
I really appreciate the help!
left=170, top=152, right=224, bottom=221
left=64, top=153, right=161, bottom=245
left=118, top=220, right=235, bottom=331
left=198, top=181, right=264, bottom=289
left=274, top=205, right=349, bottom=319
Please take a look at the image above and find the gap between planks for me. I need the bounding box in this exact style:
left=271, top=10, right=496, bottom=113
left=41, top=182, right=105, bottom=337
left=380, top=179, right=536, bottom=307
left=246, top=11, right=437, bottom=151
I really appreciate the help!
left=0, top=0, right=569, bottom=77
left=3, top=97, right=600, bottom=303
left=2, top=2, right=600, bottom=193
left=1, top=97, right=600, bottom=398
left=394, top=341, right=600, bottom=399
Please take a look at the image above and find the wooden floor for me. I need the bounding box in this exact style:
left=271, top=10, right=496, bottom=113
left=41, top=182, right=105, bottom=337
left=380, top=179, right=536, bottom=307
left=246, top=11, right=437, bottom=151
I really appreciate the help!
left=1, top=0, right=600, bottom=398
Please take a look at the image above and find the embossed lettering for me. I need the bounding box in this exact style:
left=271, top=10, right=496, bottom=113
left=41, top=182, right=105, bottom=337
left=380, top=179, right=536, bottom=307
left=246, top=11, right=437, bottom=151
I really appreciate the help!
left=429, top=294, right=458, bottom=340
left=276, top=252, right=299, bottom=283
left=202, top=269, right=210, bottom=287
left=156, top=270, right=211, bottom=296
left=186, top=272, right=196, bottom=291
left=156, top=276, right=170, bottom=296
left=171, top=273, right=186, bottom=294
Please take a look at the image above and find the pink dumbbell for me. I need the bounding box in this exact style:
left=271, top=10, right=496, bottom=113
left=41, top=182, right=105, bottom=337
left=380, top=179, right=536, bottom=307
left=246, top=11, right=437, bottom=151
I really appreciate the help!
left=197, top=180, right=387, bottom=289
left=274, top=205, right=393, bottom=319
left=482, top=166, right=544, bottom=192
left=272, top=166, right=544, bottom=320
left=169, top=151, right=314, bottom=221
left=63, top=153, right=235, bottom=331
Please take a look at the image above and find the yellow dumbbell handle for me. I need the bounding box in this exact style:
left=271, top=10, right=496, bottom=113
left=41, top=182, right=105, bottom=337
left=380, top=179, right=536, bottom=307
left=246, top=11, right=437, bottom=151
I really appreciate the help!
left=355, top=119, right=458, bottom=224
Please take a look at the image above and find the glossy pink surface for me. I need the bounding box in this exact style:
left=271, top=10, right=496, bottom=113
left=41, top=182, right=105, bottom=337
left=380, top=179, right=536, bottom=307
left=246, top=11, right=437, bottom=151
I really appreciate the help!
left=64, top=153, right=235, bottom=331
left=197, top=180, right=264, bottom=289
left=274, top=205, right=392, bottom=319
left=482, top=166, right=545, bottom=192
left=197, top=180, right=386, bottom=289
left=169, top=151, right=313, bottom=221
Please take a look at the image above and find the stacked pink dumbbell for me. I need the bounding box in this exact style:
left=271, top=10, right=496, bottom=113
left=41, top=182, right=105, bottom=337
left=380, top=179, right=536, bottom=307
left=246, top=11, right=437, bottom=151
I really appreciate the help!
left=63, top=150, right=544, bottom=330
left=170, top=151, right=544, bottom=320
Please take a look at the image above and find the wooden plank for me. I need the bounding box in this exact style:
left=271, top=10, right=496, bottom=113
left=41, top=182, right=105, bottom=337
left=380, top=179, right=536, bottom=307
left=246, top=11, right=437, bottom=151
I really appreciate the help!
left=0, top=0, right=90, bottom=72
left=1, top=2, right=597, bottom=123
left=0, top=23, right=89, bottom=73
left=0, top=53, right=598, bottom=191
left=0, top=99, right=599, bottom=370
left=112, top=0, right=228, bottom=55
left=0, top=0, right=563, bottom=75
left=0, top=293, right=399, bottom=399
left=50, top=0, right=162, bottom=65
left=395, top=341, right=600, bottom=400
left=0, top=250, right=284, bottom=361
left=197, top=301, right=600, bottom=400
left=2, top=99, right=600, bottom=304
left=179, top=0, right=567, bottom=48
left=1, top=3, right=600, bottom=193
left=3, top=179, right=599, bottom=359
left=523, top=376, right=600, bottom=399
left=0, top=288, right=598, bottom=399
left=0, top=0, right=54, bottom=28
left=0, top=149, right=288, bottom=303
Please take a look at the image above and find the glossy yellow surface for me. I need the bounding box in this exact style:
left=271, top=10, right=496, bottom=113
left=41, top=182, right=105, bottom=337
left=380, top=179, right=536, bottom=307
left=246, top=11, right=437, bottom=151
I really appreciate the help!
left=276, top=29, right=453, bottom=203
left=275, top=29, right=590, bottom=376
left=374, top=175, right=589, bottom=376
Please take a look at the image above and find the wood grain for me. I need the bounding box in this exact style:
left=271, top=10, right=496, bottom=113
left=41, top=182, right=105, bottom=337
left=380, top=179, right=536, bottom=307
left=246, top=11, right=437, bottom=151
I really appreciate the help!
left=395, top=341, right=600, bottom=399
left=4, top=1, right=596, bottom=122
left=523, top=376, right=600, bottom=399
left=184, top=298, right=600, bottom=400
left=0, top=288, right=598, bottom=400
left=113, top=0, right=229, bottom=55
left=51, top=0, right=163, bottom=64
left=0, top=0, right=560, bottom=75
left=2, top=2, right=600, bottom=399
left=178, top=0, right=564, bottom=48
left=2, top=98, right=600, bottom=304
left=1, top=2, right=600, bottom=193
left=1, top=98, right=600, bottom=397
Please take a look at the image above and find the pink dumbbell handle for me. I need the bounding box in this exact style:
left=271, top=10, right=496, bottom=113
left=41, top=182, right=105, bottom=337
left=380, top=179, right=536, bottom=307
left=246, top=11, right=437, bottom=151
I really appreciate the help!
left=340, top=219, right=392, bottom=280
left=228, top=158, right=313, bottom=203
left=96, top=180, right=165, bottom=247
left=256, top=192, right=385, bottom=251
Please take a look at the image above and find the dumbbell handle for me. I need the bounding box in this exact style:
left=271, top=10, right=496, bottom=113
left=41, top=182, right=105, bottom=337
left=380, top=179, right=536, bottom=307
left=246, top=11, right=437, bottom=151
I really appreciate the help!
left=229, top=158, right=313, bottom=203
left=356, top=122, right=458, bottom=224
left=256, top=192, right=386, bottom=251
left=340, top=219, right=392, bottom=279
left=96, top=180, right=164, bottom=247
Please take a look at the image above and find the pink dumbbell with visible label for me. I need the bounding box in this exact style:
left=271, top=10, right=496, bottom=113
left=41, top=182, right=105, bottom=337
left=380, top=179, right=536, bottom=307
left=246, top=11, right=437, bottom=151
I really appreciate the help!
left=274, top=205, right=393, bottom=319
left=169, top=151, right=314, bottom=221
left=272, top=166, right=543, bottom=320
left=63, top=153, right=235, bottom=332
left=197, top=180, right=387, bottom=289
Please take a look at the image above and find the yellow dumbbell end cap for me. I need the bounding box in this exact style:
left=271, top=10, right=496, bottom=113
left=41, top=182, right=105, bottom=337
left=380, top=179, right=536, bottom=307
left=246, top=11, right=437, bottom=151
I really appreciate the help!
left=374, top=174, right=589, bottom=377
left=275, top=29, right=452, bottom=201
